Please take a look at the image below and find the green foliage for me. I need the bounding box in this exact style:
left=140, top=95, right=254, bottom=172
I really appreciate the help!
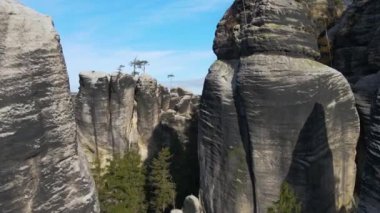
left=268, top=182, right=302, bottom=213
left=148, top=147, right=176, bottom=212
left=97, top=151, right=147, bottom=213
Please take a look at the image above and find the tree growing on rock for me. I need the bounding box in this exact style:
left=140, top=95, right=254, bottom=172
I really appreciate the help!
left=130, top=57, right=149, bottom=76
left=267, top=182, right=301, bottom=213
left=148, top=147, right=176, bottom=212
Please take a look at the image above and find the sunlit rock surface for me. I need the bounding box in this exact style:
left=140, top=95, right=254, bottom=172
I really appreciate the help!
left=199, top=0, right=360, bottom=212
left=0, top=0, right=99, bottom=212
left=75, top=72, right=199, bottom=162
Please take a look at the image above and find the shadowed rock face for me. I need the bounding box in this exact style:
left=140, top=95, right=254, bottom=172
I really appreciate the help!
left=329, top=0, right=380, bottom=211
left=199, top=0, right=359, bottom=212
left=0, top=0, right=99, bottom=212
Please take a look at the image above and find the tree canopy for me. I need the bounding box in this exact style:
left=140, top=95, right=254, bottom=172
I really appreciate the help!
left=97, top=151, right=147, bottom=213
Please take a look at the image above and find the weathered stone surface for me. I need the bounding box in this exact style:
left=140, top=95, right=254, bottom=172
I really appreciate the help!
left=135, top=74, right=161, bottom=158
left=0, top=0, right=99, bottom=212
left=76, top=71, right=112, bottom=166
left=75, top=72, right=199, bottom=164
left=76, top=71, right=139, bottom=164
left=109, top=73, right=136, bottom=153
left=199, top=0, right=360, bottom=212
left=329, top=1, right=380, bottom=211
left=200, top=60, right=254, bottom=213
left=213, top=0, right=319, bottom=60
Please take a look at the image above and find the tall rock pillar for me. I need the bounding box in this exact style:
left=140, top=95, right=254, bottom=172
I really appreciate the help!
left=0, top=0, right=99, bottom=212
left=198, top=0, right=360, bottom=212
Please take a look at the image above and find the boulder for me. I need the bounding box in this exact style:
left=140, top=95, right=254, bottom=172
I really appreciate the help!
left=0, top=0, right=99, bottom=212
left=183, top=195, right=202, bottom=213
left=199, top=0, right=359, bottom=212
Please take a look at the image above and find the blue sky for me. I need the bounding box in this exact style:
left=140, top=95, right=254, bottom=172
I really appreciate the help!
left=20, top=0, right=231, bottom=94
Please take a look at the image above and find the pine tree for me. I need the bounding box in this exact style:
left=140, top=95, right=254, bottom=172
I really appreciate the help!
left=149, top=147, right=176, bottom=212
left=268, top=182, right=302, bottom=213
left=98, top=151, right=146, bottom=213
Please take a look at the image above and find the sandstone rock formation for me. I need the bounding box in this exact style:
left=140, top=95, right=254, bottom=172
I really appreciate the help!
left=76, top=71, right=113, bottom=167
left=199, top=0, right=360, bottom=212
left=329, top=0, right=380, bottom=211
left=0, top=0, right=99, bottom=212
left=75, top=72, right=199, bottom=162
left=135, top=74, right=161, bottom=158
left=75, top=72, right=200, bottom=208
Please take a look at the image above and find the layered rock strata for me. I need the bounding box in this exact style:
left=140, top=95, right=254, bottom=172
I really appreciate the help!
left=199, top=0, right=360, bottom=212
left=329, top=0, right=380, bottom=211
left=0, top=1, right=99, bottom=212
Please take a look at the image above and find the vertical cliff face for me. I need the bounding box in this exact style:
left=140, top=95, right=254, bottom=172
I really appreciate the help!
left=135, top=74, right=161, bottom=158
left=199, top=0, right=360, bottom=212
left=110, top=73, right=136, bottom=153
left=75, top=72, right=199, bottom=162
left=76, top=72, right=113, bottom=166
left=329, top=0, right=380, bottom=211
left=0, top=0, right=99, bottom=212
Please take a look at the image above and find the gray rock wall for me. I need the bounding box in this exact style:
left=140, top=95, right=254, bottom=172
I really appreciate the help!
left=329, top=0, right=380, bottom=211
left=75, top=72, right=199, bottom=162
left=0, top=0, right=99, bottom=212
left=199, top=0, right=360, bottom=212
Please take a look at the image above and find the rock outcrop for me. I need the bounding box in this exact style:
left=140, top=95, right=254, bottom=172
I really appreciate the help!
left=329, top=0, right=380, bottom=211
left=135, top=74, right=161, bottom=158
left=75, top=72, right=200, bottom=207
left=75, top=72, right=199, bottom=162
left=0, top=1, right=99, bottom=212
left=199, top=0, right=360, bottom=212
